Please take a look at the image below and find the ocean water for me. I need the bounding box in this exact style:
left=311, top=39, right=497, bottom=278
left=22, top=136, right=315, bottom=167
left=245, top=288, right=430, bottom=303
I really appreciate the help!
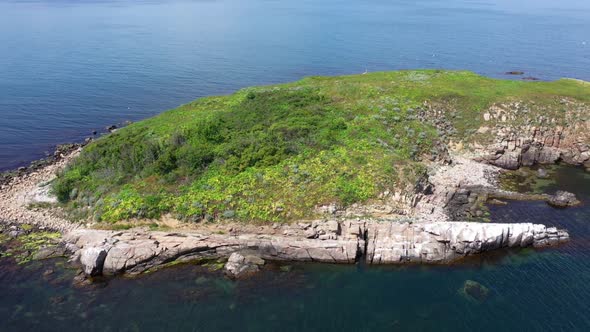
left=1, top=0, right=590, bottom=170
left=1, top=166, right=589, bottom=331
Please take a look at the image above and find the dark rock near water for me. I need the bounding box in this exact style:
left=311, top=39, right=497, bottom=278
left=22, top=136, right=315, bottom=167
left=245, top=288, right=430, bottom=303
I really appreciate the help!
left=547, top=191, right=580, bottom=208
left=537, top=168, right=549, bottom=179
left=106, top=125, right=117, bottom=132
left=461, top=280, right=490, bottom=302
left=33, top=245, right=67, bottom=260
left=43, top=269, right=55, bottom=277
left=224, top=252, right=265, bottom=279
left=493, top=151, right=520, bottom=170
left=65, top=220, right=569, bottom=278
left=487, top=198, right=508, bottom=205
left=505, top=71, right=524, bottom=75
left=80, top=247, right=109, bottom=277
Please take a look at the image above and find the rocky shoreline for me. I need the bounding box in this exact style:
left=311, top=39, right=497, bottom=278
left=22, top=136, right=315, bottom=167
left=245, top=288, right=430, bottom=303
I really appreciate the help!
left=0, top=143, right=578, bottom=281
left=65, top=220, right=568, bottom=279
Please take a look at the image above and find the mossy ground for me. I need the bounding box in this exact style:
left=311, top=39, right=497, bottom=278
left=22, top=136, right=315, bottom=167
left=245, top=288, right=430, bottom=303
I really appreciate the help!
left=499, top=166, right=559, bottom=194
left=51, top=70, right=590, bottom=223
left=0, top=230, right=61, bottom=265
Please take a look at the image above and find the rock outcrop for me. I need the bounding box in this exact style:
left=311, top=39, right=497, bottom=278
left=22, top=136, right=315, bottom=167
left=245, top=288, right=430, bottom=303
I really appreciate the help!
left=547, top=191, right=581, bottom=208
left=224, top=252, right=265, bottom=278
left=80, top=247, right=109, bottom=276
left=472, top=101, right=590, bottom=169
left=366, top=221, right=568, bottom=264
left=66, top=220, right=569, bottom=277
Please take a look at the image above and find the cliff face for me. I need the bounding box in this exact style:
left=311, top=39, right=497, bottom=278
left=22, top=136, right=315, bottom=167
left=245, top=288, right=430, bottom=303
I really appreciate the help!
left=468, top=100, right=590, bottom=170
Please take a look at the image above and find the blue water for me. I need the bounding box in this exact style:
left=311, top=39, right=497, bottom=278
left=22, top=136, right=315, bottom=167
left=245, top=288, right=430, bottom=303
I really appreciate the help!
left=1, top=0, right=590, bottom=170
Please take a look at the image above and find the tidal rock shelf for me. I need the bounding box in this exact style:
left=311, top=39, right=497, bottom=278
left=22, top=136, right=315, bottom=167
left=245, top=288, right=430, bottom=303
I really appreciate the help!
left=66, top=220, right=569, bottom=277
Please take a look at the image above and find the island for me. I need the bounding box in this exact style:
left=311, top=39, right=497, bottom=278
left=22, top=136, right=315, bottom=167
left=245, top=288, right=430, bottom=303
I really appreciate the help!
left=1, top=70, right=588, bottom=280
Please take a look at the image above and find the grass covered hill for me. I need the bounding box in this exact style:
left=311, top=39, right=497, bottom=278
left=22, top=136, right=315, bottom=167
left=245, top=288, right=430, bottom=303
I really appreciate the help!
left=52, top=70, right=590, bottom=223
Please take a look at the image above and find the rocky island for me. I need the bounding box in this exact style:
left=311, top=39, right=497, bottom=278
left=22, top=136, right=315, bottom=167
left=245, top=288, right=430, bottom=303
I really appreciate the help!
left=1, top=70, right=588, bottom=280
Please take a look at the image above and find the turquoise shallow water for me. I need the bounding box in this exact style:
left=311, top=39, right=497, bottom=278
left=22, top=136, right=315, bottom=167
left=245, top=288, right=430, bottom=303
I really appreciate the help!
left=1, top=0, right=590, bottom=170
left=1, top=166, right=589, bottom=331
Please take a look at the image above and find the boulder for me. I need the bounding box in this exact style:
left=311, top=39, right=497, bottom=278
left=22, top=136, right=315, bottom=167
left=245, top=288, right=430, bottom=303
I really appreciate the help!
left=547, top=191, right=580, bottom=208
left=80, top=246, right=109, bottom=276
left=521, top=146, right=540, bottom=166
left=304, top=228, right=317, bottom=239
left=493, top=151, right=520, bottom=170
left=537, top=148, right=561, bottom=164
left=224, top=252, right=265, bottom=279
left=536, top=168, right=549, bottom=179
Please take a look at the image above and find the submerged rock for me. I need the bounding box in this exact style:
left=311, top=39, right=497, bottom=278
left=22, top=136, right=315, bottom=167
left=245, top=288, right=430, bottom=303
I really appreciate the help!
left=461, top=280, right=490, bottom=302
left=537, top=168, right=549, bottom=179
left=224, top=252, right=265, bottom=279
left=547, top=191, right=580, bottom=208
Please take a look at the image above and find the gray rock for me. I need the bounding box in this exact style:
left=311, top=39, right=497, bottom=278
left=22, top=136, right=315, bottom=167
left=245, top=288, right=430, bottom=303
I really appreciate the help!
left=33, top=245, right=67, bottom=260
left=493, top=151, right=520, bottom=170
left=68, top=220, right=569, bottom=277
left=537, top=168, right=549, bottom=179
left=537, top=148, right=561, bottom=164
left=304, top=228, right=317, bottom=239
left=521, top=146, right=540, bottom=166
left=80, top=246, right=109, bottom=276
left=8, top=230, right=22, bottom=238
left=547, top=191, right=580, bottom=208
left=326, top=219, right=340, bottom=233
left=224, top=252, right=265, bottom=279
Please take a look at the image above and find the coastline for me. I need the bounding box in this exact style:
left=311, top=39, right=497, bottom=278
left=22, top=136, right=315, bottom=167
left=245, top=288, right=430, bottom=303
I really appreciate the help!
left=1, top=71, right=588, bottom=281
left=0, top=144, right=572, bottom=281
left=0, top=146, right=82, bottom=233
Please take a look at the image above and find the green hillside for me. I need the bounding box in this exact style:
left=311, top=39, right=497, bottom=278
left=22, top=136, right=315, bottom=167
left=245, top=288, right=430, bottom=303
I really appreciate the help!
left=52, top=70, right=590, bottom=223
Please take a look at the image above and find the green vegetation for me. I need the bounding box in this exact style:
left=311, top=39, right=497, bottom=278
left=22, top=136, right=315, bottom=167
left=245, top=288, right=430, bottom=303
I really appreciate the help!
left=499, top=166, right=558, bottom=194
left=52, top=70, right=590, bottom=223
left=0, top=231, right=62, bottom=265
